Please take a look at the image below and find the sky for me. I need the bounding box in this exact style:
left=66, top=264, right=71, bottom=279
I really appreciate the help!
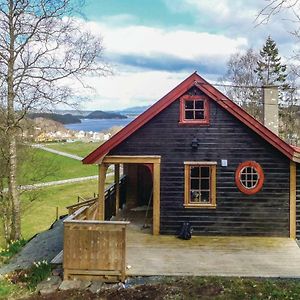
left=72, top=0, right=300, bottom=110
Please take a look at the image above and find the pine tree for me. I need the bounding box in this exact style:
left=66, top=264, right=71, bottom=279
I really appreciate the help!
left=255, top=36, right=288, bottom=86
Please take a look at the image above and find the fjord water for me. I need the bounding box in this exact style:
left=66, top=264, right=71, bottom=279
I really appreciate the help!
left=64, top=117, right=135, bottom=132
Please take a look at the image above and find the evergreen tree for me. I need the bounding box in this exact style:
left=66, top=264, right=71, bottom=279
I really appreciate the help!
left=255, top=36, right=288, bottom=86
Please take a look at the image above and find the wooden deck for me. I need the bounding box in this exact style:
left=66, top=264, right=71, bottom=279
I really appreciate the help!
left=126, top=220, right=300, bottom=277
left=54, top=208, right=300, bottom=278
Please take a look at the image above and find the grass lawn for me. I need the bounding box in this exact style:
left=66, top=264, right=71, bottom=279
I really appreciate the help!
left=5, top=276, right=300, bottom=299
left=18, top=147, right=98, bottom=185
left=0, top=280, right=30, bottom=299
left=20, top=180, right=99, bottom=240
left=45, top=141, right=101, bottom=158
left=0, top=176, right=114, bottom=246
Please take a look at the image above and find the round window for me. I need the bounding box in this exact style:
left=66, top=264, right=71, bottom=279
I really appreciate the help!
left=235, top=161, right=264, bottom=195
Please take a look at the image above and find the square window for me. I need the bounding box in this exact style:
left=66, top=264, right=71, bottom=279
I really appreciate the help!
left=180, top=96, right=209, bottom=125
left=184, top=163, right=216, bottom=208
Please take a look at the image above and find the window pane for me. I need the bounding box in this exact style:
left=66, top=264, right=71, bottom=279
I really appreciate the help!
left=201, top=167, right=210, bottom=177
left=201, top=191, right=210, bottom=203
left=195, top=110, right=204, bottom=119
left=195, top=100, right=204, bottom=109
left=185, top=100, right=194, bottom=109
left=191, top=190, right=200, bottom=202
left=191, top=179, right=199, bottom=189
left=191, top=166, right=199, bottom=177
left=201, top=179, right=209, bottom=190
left=185, top=110, right=193, bottom=119
left=240, top=166, right=259, bottom=189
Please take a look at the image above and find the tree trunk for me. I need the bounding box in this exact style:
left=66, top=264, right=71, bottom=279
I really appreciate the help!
left=0, top=177, right=11, bottom=243
left=8, top=133, right=21, bottom=240
left=7, top=0, right=21, bottom=240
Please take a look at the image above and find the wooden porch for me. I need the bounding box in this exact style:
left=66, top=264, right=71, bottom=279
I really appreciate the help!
left=55, top=156, right=300, bottom=280
left=126, top=225, right=300, bottom=277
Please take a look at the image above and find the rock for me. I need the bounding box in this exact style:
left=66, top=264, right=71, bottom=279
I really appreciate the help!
left=59, top=279, right=91, bottom=291
left=88, top=281, right=106, bottom=294
left=36, top=275, right=62, bottom=295
left=52, top=267, right=63, bottom=277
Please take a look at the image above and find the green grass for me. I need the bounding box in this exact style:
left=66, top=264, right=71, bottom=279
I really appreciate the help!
left=20, top=180, right=99, bottom=240
left=18, top=147, right=98, bottom=185
left=167, top=277, right=300, bottom=299
left=45, top=141, right=101, bottom=157
left=0, top=280, right=30, bottom=299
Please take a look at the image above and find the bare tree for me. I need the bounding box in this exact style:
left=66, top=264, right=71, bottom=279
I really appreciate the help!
left=256, top=0, right=299, bottom=24
left=220, top=48, right=263, bottom=121
left=0, top=0, right=108, bottom=240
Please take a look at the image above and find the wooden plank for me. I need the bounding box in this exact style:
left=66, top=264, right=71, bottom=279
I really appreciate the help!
left=211, top=164, right=217, bottom=207
left=51, top=250, right=63, bottom=264
left=115, top=164, right=120, bottom=214
left=290, top=161, right=296, bottom=239
left=103, top=155, right=161, bottom=164
left=66, top=269, right=121, bottom=276
left=153, top=162, right=161, bottom=235
left=184, top=161, right=218, bottom=165
left=64, top=206, right=89, bottom=222
left=65, top=220, right=130, bottom=225
left=98, top=164, right=108, bottom=220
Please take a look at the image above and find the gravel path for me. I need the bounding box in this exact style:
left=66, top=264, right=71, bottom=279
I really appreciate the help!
left=0, top=219, right=64, bottom=275
left=32, top=144, right=83, bottom=160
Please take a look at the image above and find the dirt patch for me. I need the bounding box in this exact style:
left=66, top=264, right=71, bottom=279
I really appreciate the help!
left=23, top=280, right=224, bottom=300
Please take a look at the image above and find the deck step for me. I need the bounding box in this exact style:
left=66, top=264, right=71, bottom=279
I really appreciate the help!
left=51, top=250, right=63, bottom=264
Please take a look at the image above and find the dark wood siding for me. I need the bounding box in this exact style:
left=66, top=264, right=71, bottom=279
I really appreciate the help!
left=296, top=163, right=300, bottom=239
left=111, top=87, right=290, bottom=236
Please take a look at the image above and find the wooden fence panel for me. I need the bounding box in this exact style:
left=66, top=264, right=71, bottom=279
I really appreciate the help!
left=63, top=220, right=129, bottom=282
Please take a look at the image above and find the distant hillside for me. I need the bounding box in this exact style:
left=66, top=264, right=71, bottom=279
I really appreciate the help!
left=86, top=110, right=127, bottom=119
left=118, top=106, right=150, bottom=116
left=29, top=113, right=81, bottom=124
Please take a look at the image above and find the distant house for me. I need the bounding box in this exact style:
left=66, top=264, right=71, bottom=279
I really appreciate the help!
left=83, top=72, right=300, bottom=238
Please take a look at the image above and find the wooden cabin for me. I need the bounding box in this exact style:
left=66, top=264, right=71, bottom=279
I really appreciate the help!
left=83, top=72, right=300, bottom=239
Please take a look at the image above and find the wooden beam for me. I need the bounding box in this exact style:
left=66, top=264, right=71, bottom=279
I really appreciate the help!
left=115, top=164, right=120, bottom=215
left=103, top=155, right=161, bottom=164
left=153, top=162, right=160, bottom=235
left=98, top=164, right=108, bottom=220
left=290, top=161, right=296, bottom=239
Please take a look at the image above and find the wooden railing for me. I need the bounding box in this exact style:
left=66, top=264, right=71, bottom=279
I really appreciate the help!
left=66, top=175, right=127, bottom=219
left=63, top=175, right=129, bottom=282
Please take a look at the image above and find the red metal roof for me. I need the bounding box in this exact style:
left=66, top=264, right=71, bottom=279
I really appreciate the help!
left=83, top=72, right=300, bottom=164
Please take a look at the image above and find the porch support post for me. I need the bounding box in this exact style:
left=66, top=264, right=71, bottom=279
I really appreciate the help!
left=290, top=161, right=296, bottom=239
left=153, top=162, right=160, bottom=235
left=115, top=163, right=120, bottom=215
left=98, top=163, right=108, bottom=221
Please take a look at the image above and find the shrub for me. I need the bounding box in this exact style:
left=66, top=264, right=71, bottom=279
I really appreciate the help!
left=0, top=239, right=27, bottom=263
left=24, top=260, right=52, bottom=290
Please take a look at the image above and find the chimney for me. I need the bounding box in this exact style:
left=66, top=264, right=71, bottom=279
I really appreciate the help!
left=263, top=86, right=279, bottom=136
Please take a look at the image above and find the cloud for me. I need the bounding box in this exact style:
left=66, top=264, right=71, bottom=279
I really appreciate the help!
left=164, top=0, right=298, bottom=57
left=73, top=70, right=191, bottom=110
left=84, top=20, right=247, bottom=72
